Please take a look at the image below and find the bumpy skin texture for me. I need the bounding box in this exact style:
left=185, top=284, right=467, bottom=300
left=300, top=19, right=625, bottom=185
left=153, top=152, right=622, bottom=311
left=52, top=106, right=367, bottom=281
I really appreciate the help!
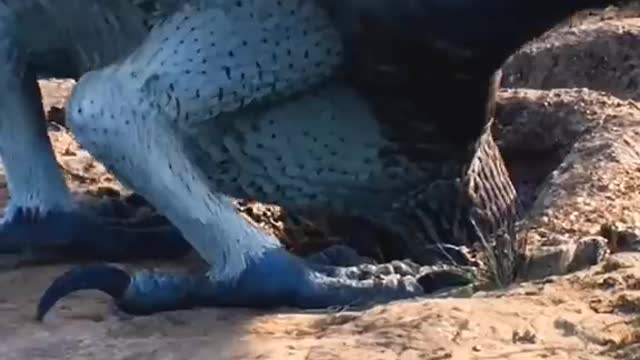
left=0, top=0, right=193, bottom=262
left=35, top=0, right=633, bottom=318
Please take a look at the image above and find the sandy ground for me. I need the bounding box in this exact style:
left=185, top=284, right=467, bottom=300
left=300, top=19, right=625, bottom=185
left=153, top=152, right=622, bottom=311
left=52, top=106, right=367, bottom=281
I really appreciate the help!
left=2, top=8, right=640, bottom=360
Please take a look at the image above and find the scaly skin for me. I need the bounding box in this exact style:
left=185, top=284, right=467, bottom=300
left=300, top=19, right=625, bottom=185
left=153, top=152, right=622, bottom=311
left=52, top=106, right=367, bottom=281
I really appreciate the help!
left=34, top=0, right=631, bottom=319
left=0, top=0, right=192, bottom=262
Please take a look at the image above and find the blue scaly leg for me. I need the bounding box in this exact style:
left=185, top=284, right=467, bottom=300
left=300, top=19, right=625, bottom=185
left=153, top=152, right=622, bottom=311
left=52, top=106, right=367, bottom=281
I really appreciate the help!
left=35, top=2, right=478, bottom=318
left=37, top=247, right=475, bottom=318
left=35, top=182, right=472, bottom=317
left=0, top=193, right=192, bottom=264
left=35, top=71, right=475, bottom=319
left=0, top=29, right=190, bottom=265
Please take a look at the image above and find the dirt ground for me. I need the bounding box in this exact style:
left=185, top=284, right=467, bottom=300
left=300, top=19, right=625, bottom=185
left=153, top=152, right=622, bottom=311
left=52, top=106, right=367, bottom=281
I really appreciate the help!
left=2, top=8, right=640, bottom=360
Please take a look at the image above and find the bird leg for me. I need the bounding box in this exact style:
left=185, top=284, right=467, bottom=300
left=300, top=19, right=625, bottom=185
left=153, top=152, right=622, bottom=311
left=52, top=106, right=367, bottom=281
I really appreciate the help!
left=34, top=118, right=443, bottom=317
left=35, top=56, right=477, bottom=318
left=0, top=26, right=190, bottom=266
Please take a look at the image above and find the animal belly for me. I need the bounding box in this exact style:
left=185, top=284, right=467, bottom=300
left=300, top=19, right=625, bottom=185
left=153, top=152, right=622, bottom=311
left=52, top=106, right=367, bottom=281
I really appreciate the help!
left=188, top=83, right=426, bottom=214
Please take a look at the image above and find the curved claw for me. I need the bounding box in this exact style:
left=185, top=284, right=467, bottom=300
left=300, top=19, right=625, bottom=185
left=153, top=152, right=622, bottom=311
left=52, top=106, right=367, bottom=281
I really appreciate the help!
left=416, top=265, right=476, bottom=291
left=36, top=264, right=130, bottom=321
left=36, top=249, right=479, bottom=320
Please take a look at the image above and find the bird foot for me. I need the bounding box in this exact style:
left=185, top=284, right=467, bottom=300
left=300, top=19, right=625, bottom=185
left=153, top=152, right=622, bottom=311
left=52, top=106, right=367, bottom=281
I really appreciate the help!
left=37, top=247, right=477, bottom=319
left=0, top=194, right=191, bottom=268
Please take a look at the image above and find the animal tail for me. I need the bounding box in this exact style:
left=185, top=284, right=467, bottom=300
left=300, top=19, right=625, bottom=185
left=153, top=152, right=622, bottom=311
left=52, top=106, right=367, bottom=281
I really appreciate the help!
left=463, top=121, right=525, bottom=287
left=385, top=123, right=525, bottom=288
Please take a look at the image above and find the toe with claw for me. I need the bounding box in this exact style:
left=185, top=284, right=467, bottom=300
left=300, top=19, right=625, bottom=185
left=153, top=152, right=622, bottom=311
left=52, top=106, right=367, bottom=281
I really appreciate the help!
left=0, top=196, right=192, bottom=265
left=37, top=248, right=477, bottom=320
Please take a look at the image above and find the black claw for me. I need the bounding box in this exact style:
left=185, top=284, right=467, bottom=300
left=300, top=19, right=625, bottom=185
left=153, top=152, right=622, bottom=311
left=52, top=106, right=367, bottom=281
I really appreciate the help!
left=417, top=266, right=476, bottom=292
left=36, top=264, right=131, bottom=321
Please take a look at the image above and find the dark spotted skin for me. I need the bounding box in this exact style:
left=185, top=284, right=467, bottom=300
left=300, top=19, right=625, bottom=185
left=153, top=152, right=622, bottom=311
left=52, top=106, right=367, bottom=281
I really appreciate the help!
left=0, top=0, right=193, bottom=262
left=35, top=0, right=631, bottom=319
